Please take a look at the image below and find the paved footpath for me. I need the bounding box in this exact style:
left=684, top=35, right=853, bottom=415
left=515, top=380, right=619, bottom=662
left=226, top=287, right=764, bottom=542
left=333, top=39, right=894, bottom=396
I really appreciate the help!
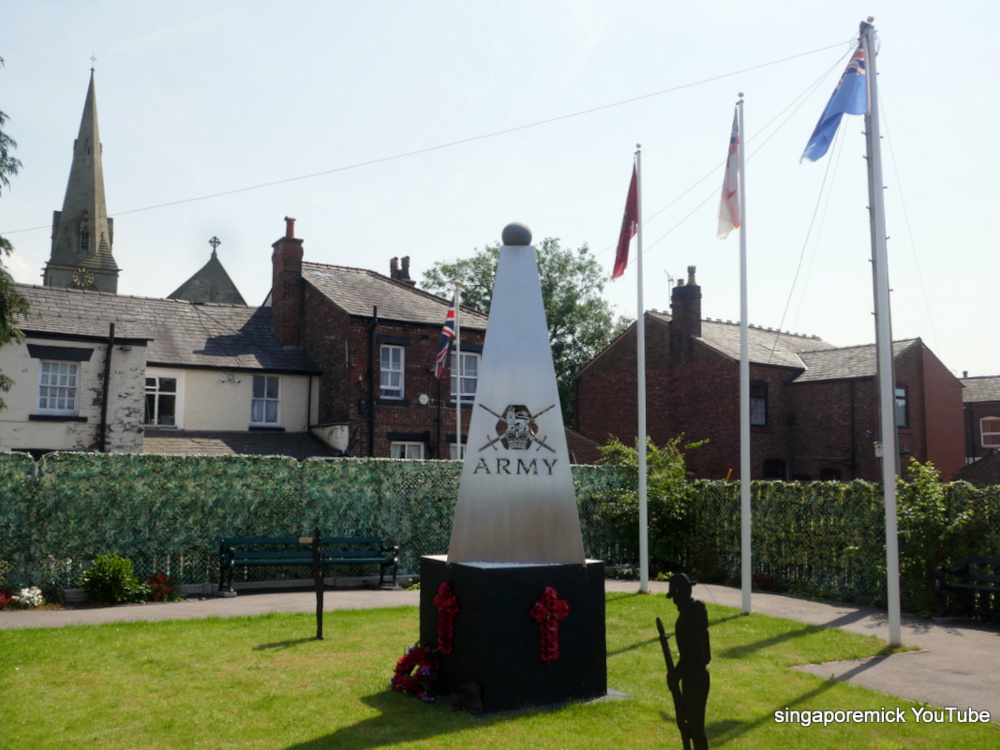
left=3, top=579, right=997, bottom=721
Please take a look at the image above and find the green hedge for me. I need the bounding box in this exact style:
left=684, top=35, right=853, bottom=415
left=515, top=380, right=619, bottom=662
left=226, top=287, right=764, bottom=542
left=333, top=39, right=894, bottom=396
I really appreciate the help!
left=1, top=452, right=997, bottom=616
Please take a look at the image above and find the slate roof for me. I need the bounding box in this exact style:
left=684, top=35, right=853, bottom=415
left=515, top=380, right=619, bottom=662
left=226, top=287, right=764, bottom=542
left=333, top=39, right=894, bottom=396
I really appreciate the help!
left=15, top=284, right=319, bottom=373
left=794, top=339, right=918, bottom=383
left=301, top=261, right=489, bottom=329
left=961, top=375, right=1000, bottom=403
left=647, top=312, right=837, bottom=369
left=168, top=251, right=247, bottom=306
left=143, top=429, right=338, bottom=460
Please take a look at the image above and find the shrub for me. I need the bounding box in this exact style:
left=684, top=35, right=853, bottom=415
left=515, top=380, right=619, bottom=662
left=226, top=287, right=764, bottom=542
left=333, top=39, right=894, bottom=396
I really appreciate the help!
left=77, top=552, right=150, bottom=606
left=896, top=460, right=976, bottom=615
left=14, top=586, right=45, bottom=607
left=147, top=571, right=181, bottom=602
left=597, top=435, right=705, bottom=570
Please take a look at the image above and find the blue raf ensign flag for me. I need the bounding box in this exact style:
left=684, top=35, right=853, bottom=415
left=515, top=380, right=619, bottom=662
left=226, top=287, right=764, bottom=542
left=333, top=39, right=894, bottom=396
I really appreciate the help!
left=801, top=43, right=869, bottom=162
left=435, top=297, right=456, bottom=379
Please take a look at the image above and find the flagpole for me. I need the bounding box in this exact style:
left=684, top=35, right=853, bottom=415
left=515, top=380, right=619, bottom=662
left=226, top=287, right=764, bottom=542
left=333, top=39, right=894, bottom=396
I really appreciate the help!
left=634, top=145, right=649, bottom=594
left=454, top=283, right=463, bottom=459
left=861, top=18, right=901, bottom=647
left=736, top=96, right=751, bottom=616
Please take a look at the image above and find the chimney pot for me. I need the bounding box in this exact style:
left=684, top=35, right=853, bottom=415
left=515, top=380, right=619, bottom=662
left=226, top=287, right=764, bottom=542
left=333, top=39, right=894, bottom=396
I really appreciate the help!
left=284, top=216, right=296, bottom=238
left=687, top=266, right=697, bottom=285
left=390, top=257, right=399, bottom=278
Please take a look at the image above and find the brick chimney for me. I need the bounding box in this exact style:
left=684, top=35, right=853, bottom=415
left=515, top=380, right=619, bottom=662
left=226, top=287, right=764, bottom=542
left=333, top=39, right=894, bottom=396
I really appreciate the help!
left=271, top=216, right=304, bottom=346
left=670, top=265, right=702, bottom=339
left=389, top=255, right=416, bottom=286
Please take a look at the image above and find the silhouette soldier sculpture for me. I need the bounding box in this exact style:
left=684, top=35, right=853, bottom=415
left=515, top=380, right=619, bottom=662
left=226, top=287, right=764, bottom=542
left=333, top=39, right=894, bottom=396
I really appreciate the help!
left=665, top=573, right=710, bottom=750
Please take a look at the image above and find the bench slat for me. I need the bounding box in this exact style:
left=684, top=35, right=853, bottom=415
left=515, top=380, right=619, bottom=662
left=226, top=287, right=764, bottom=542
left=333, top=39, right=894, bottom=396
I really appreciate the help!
left=964, top=556, right=1000, bottom=566
left=218, top=533, right=398, bottom=594
left=952, top=575, right=1000, bottom=585
left=945, top=582, right=1000, bottom=591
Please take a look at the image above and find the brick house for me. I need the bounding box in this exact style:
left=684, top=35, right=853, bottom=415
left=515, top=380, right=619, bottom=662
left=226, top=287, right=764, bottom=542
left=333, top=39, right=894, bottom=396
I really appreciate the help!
left=954, top=375, right=1000, bottom=486
left=268, top=218, right=488, bottom=459
left=573, top=267, right=966, bottom=481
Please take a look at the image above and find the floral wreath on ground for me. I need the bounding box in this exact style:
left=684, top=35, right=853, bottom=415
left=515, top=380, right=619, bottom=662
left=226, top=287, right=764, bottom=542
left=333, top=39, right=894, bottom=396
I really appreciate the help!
left=390, top=644, right=439, bottom=701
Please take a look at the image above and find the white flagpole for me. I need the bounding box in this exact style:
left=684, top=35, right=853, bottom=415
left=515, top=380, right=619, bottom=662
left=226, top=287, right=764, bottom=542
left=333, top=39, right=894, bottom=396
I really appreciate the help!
left=736, top=97, right=751, bottom=615
left=454, top=283, right=463, bottom=459
left=861, top=19, right=901, bottom=647
left=635, top=145, right=649, bottom=593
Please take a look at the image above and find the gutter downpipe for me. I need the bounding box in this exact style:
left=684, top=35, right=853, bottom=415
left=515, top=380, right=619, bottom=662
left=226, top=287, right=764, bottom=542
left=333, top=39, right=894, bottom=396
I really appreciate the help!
left=99, top=322, right=115, bottom=452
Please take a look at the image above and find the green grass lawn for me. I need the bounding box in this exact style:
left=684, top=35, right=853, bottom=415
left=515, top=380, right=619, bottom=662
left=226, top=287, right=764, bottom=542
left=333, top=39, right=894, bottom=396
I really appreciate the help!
left=1, top=593, right=997, bottom=749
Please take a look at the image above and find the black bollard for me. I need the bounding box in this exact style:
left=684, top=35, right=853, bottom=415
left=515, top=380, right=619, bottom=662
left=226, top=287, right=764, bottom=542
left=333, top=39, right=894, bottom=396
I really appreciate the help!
left=312, top=526, right=324, bottom=640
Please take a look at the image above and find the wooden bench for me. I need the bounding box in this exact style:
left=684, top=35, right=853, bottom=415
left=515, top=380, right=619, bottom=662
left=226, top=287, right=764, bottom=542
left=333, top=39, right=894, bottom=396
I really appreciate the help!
left=934, top=555, right=1000, bottom=619
left=218, top=533, right=399, bottom=596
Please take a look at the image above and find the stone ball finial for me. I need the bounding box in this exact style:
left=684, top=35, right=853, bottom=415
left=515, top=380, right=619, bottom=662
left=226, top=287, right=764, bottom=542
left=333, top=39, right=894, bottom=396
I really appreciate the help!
left=502, top=222, right=532, bottom=246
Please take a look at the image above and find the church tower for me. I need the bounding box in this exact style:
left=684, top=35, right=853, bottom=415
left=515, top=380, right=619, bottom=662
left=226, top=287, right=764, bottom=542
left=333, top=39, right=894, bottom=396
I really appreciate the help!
left=44, top=69, right=120, bottom=293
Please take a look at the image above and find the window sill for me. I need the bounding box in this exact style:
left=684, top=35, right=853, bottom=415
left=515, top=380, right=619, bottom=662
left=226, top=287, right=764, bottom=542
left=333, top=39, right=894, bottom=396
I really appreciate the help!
left=30, top=414, right=87, bottom=423
left=377, top=397, right=410, bottom=406
left=249, top=425, right=285, bottom=432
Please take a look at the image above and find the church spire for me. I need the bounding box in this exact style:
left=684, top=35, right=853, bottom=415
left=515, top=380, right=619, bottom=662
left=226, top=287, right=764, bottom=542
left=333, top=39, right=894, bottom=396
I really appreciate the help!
left=44, top=68, right=120, bottom=293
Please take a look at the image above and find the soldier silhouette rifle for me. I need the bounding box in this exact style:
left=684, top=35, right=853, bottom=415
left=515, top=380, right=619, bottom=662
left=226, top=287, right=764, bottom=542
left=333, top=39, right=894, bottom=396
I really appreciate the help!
left=663, top=573, right=710, bottom=750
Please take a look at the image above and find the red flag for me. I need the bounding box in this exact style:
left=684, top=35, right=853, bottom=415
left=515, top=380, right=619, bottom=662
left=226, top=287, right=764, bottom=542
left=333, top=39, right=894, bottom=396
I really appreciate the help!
left=612, top=165, right=638, bottom=280
left=718, top=110, right=741, bottom=239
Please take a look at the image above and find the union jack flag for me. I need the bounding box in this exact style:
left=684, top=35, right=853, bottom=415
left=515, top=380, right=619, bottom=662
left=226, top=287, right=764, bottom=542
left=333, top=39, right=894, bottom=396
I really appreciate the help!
left=435, top=295, right=457, bottom=379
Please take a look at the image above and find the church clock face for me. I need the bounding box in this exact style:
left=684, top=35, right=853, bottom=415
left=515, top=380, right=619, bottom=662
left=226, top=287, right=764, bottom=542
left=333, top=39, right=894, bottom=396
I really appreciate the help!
left=71, top=267, right=95, bottom=289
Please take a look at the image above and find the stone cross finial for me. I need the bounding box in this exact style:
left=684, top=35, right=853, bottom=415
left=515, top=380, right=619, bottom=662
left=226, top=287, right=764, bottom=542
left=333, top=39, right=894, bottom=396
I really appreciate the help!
left=90, top=55, right=97, bottom=71
left=209, top=236, right=221, bottom=256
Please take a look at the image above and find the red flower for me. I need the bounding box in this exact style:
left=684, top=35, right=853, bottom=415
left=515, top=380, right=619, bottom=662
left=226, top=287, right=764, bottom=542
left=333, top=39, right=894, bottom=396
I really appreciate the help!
left=529, top=587, right=569, bottom=663
left=390, top=645, right=439, bottom=701
left=432, top=582, right=460, bottom=655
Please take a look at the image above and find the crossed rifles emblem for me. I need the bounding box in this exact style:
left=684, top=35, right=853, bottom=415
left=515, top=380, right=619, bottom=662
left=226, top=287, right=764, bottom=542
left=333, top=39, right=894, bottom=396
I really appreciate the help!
left=479, top=403, right=557, bottom=453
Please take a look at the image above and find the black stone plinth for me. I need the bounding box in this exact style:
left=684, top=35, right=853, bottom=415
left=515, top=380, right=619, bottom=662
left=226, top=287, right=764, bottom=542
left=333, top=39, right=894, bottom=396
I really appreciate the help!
left=420, top=555, right=606, bottom=713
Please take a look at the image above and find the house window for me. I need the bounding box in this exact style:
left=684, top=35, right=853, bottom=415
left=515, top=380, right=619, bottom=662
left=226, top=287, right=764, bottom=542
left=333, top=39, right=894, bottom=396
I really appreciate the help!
left=38, top=361, right=79, bottom=416
left=982, top=417, right=1000, bottom=449
left=391, top=441, right=424, bottom=459
left=145, top=376, right=178, bottom=426
left=380, top=345, right=404, bottom=399
left=251, top=375, right=280, bottom=425
left=895, top=386, right=909, bottom=428
left=750, top=381, right=768, bottom=426
left=762, top=458, right=786, bottom=481
left=451, top=352, right=479, bottom=404
left=449, top=441, right=467, bottom=460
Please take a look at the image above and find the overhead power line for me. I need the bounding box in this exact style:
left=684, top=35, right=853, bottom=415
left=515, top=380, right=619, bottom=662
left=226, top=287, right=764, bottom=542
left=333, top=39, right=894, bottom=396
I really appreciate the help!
left=2, top=38, right=852, bottom=237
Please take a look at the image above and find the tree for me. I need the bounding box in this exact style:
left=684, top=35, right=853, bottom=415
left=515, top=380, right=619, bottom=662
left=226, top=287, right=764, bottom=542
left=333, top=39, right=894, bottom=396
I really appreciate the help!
left=422, top=237, right=631, bottom=421
left=596, top=435, right=705, bottom=570
left=0, top=57, right=31, bottom=411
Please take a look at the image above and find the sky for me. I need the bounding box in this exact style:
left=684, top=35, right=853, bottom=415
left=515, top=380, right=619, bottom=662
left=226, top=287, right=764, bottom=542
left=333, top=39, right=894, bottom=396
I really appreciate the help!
left=1, top=1, right=997, bottom=378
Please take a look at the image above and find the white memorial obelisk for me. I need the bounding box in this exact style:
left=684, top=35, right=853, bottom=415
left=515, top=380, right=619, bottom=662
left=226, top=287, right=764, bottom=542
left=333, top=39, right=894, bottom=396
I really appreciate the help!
left=447, top=223, right=586, bottom=565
